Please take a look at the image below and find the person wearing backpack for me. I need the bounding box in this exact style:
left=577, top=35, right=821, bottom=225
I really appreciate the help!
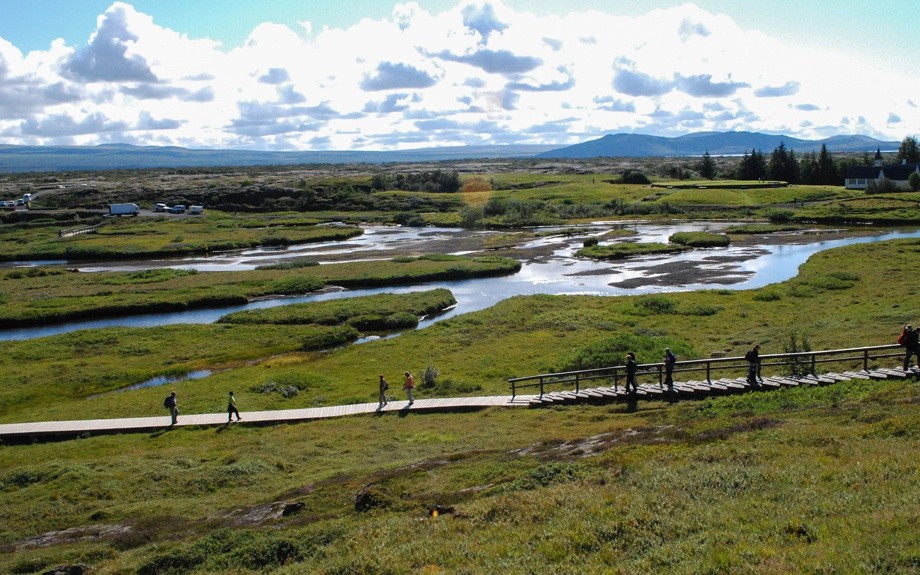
left=903, top=325, right=919, bottom=370
left=164, top=391, right=178, bottom=425
left=663, top=348, right=677, bottom=393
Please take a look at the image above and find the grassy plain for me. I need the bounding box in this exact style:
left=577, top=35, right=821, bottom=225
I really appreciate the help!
left=1, top=238, right=919, bottom=574
left=2, top=164, right=920, bottom=573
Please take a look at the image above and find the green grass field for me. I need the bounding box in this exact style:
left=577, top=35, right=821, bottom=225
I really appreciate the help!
left=1, top=239, right=919, bottom=575
left=2, top=172, right=920, bottom=573
left=0, top=212, right=363, bottom=261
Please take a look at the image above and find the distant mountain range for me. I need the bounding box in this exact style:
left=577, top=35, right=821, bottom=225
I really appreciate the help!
left=0, top=143, right=557, bottom=173
left=536, top=131, right=900, bottom=159
left=0, top=132, right=900, bottom=172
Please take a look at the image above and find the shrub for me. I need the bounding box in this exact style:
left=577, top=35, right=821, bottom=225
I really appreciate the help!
left=421, top=364, right=440, bottom=389
left=764, top=209, right=794, bottom=223
left=636, top=295, right=678, bottom=315
left=582, top=237, right=599, bottom=248
left=866, top=178, right=898, bottom=194
left=783, top=330, right=813, bottom=376
left=909, top=172, right=920, bottom=192
left=393, top=212, right=426, bottom=227
left=753, top=290, right=783, bottom=302
left=620, top=170, right=651, bottom=184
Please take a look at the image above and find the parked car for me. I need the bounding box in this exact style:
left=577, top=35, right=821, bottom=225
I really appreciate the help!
left=167, top=205, right=184, bottom=213
left=154, top=203, right=168, bottom=212
left=188, top=205, right=204, bottom=215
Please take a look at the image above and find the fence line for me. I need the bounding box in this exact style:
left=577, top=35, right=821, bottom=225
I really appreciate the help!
left=508, top=344, right=906, bottom=399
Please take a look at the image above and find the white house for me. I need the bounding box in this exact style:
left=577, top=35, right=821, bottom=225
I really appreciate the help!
left=844, top=149, right=920, bottom=190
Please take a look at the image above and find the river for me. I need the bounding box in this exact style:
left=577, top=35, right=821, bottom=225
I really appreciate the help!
left=2, top=221, right=919, bottom=341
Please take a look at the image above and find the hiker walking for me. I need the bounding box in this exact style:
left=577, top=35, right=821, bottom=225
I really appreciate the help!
left=745, top=345, right=761, bottom=385
left=378, top=374, right=389, bottom=409
left=903, top=325, right=919, bottom=370
left=227, top=391, right=241, bottom=422
left=403, top=371, right=415, bottom=405
left=663, top=348, right=676, bottom=393
left=165, top=391, right=179, bottom=425
left=625, top=353, right=638, bottom=394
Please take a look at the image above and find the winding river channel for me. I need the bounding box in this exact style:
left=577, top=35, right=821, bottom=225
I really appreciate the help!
left=3, top=221, right=920, bottom=342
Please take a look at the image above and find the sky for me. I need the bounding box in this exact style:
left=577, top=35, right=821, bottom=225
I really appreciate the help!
left=0, top=0, right=917, bottom=151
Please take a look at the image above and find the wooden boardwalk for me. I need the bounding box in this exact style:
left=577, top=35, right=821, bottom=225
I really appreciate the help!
left=524, top=366, right=918, bottom=406
left=1, top=365, right=916, bottom=441
left=0, top=395, right=537, bottom=441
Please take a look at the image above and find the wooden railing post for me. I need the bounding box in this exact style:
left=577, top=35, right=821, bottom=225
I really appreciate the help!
left=575, top=373, right=580, bottom=394
left=539, top=377, right=545, bottom=398
left=706, top=361, right=711, bottom=383
left=863, top=349, right=869, bottom=371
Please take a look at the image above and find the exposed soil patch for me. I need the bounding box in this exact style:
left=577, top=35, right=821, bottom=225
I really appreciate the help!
left=609, top=258, right=753, bottom=288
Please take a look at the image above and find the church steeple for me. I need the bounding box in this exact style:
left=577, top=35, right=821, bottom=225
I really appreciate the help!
left=873, top=147, right=883, bottom=167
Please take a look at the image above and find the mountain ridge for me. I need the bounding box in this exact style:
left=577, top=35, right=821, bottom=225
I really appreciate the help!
left=536, top=131, right=900, bottom=158
left=0, top=131, right=901, bottom=172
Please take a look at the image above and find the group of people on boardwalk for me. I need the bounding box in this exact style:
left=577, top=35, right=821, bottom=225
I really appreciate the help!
left=160, top=323, right=917, bottom=426
left=378, top=371, right=415, bottom=409
left=623, top=347, right=691, bottom=394
left=163, top=390, right=241, bottom=426
left=623, top=344, right=763, bottom=395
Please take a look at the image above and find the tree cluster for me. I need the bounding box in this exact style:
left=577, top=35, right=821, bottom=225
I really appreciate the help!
left=737, top=149, right=767, bottom=181
left=370, top=170, right=462, bottom=193
left=897, top=136, right=920, bottom=164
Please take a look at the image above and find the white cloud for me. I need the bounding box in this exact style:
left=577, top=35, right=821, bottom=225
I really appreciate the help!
left=0, top=0, right=917, bottom=150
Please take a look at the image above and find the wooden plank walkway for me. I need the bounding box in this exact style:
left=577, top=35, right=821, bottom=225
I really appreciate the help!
left=0, top=395, right=537, bottom=441
left=2, top=366, right=917, bottom=441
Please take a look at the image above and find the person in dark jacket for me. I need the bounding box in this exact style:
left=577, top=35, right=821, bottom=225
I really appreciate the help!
left=903, top=325, right=919, bottom=370
left=625, top=353, right=638, bottom=394
left=165, top=391, right=179, bottom=425
left=663, top=348, right=676, bottom=393
left=745, top=345, right=761, bottom=385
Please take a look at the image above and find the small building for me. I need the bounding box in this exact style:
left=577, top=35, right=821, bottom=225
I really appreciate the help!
left=844, top=148, right=920, bottom=190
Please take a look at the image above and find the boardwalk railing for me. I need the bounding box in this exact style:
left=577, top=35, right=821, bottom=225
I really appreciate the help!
left=59, top=223, right=104, bottom=238
left=508, top=344, right=906, bottom=399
